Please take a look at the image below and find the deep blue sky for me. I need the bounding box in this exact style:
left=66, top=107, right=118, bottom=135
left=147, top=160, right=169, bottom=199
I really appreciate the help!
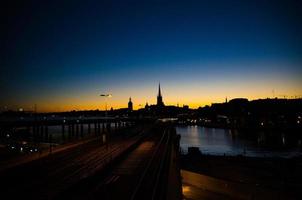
left=1, top=0, right=302, bottom=111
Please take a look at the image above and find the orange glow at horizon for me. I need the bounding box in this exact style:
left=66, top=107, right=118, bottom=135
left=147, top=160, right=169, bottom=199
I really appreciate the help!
left=12, top=90, right=302, bottom=113
left=3, top=61, right=302, bottom=113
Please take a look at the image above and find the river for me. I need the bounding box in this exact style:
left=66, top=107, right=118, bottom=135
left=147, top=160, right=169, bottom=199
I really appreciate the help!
left=176, top=125, right=302, bottom=158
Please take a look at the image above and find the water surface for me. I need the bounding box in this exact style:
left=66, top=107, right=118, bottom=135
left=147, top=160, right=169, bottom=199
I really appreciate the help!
left=176, top=125, right=301, bottom=158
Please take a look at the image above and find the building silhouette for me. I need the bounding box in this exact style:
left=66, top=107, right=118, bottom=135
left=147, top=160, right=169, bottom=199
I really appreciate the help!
left=157, top=83, right=164, bottom=107
left=128, top=97, right=133, bottom=111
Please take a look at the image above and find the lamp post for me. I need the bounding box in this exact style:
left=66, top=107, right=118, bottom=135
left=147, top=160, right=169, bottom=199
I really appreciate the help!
left=100, top=94, right=112, bottom=147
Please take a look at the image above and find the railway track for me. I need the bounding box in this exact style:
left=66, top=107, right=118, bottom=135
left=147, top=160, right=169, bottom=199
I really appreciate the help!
left=56, top=124, right=175, bottom=200
left=0, top=126, right=149, bottom=200
left=130, top=127, right=172, bottom=200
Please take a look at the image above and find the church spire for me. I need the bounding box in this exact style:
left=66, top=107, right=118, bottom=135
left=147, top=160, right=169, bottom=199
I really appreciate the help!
left=157, top=82, right=164, bottom=107
left=158, top=82, right=162, bottom=97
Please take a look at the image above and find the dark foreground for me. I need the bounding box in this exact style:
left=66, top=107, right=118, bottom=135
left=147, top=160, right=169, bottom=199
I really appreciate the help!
left=0, top=123, right=181, bottom=200
left=181, top=154, right=302, bottom=200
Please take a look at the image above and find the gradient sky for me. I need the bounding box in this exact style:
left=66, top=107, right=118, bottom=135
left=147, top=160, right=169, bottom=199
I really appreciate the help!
left=2, top=0, right=302, bottom=112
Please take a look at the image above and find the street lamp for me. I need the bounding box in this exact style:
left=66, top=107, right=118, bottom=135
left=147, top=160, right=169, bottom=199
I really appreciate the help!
left=100, top=93, right=112, bottom=117
left=100, top=93, right=112, bottom=147
left=100, top=94, right=112, bottom=97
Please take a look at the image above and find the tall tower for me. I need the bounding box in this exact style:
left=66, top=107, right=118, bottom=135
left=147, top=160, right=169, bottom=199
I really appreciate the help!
left=157, top=83, right=164, bottom=107
left=128, top=97, right=133, bottom=111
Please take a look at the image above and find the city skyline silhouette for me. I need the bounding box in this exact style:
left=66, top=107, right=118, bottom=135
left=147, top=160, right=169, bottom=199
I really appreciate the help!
left=2, top=0, right=302, bottom=112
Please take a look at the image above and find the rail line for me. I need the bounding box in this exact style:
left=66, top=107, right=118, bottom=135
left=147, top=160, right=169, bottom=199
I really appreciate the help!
left=0, top=127, right=149, bottom=200
left=130, top=127, right=172, bottom=200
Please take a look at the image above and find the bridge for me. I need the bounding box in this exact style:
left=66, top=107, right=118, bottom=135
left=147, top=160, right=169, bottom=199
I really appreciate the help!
left=0, top=119, right=182, bottom=200
left=0, top=115, right=155, bottom=144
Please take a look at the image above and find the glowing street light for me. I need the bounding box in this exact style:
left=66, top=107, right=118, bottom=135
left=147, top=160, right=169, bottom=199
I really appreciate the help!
left=100, top=94, right=112, bottom=98
left=100, top=93, right=112, bottom=111
left=100, top=93, right=112, bottom=147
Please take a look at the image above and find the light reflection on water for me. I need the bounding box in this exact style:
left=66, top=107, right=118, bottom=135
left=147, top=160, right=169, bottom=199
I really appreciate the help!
left=176, top=126, right=302, bottom=158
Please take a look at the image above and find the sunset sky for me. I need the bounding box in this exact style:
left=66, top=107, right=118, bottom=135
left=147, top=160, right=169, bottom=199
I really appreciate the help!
left=2, top=0, right=302, bottom=112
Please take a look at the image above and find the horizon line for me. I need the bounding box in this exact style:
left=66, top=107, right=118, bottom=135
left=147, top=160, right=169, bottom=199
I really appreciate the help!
left=2, top=96, right=301, bottom=114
